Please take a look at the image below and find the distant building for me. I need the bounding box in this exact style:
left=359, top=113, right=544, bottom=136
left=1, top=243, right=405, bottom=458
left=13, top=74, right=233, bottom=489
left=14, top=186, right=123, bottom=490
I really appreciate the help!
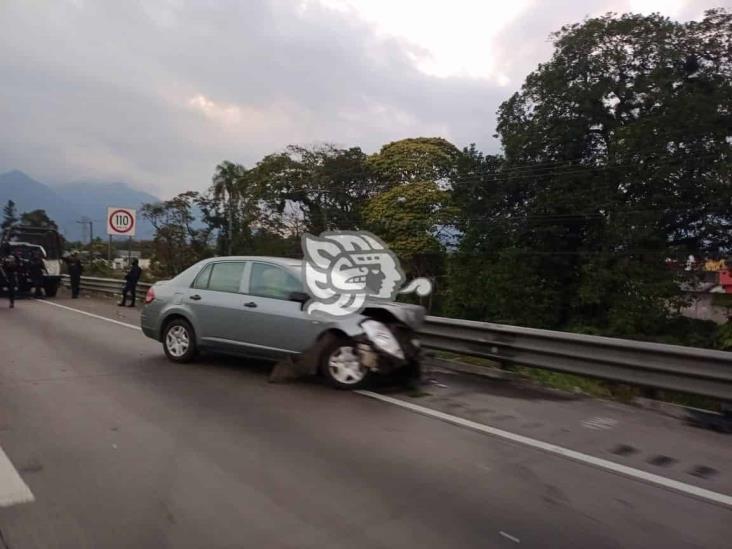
left=115, top=250, right=142, bottom=259
left=112, top=251, right=150, bottom=271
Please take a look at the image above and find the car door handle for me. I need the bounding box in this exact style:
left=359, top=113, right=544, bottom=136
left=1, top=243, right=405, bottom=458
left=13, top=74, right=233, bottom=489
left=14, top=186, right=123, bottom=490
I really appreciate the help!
left=189, top=294, right=202, bottom=301
left=243, top=301, right=257, bottom=308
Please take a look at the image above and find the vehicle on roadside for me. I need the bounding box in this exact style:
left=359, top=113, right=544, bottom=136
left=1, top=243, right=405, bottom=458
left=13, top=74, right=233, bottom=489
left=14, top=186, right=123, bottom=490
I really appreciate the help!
left=0, top=225, right=64, bottom=297
left=140, top=256, right=425, bottom=389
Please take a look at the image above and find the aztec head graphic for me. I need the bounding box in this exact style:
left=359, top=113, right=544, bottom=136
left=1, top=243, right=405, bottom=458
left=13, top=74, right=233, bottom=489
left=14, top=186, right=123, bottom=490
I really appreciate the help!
left=302, top=231, right=432, bottom=316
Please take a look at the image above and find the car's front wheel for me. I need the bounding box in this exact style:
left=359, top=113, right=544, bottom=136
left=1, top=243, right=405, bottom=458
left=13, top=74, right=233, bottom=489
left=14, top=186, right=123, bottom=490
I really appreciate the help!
left=320, top=337, right=370, bottom=389
left=163, top=318, right=197, bottom=363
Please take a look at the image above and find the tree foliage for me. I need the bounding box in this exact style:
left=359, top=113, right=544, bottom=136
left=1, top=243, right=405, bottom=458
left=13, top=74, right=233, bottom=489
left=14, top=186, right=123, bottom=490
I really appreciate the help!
left=449, top=9, right=732, bottom=336
left=210, top=161, right=248, bottom=256
left=368, top=137, right=462, bottom=186
left=19, top=209, right=58, bottom=231
left=1, top=200, right=18, bottom=230
left=141, top=191, right=212, bottom=275
left=363, top=181, right=454, bottom=277
left=251, top=144, right=379, bottom=237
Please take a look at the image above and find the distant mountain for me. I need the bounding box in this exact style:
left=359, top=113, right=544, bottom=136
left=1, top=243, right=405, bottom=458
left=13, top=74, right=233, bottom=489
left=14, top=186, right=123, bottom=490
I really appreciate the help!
left=0, top=170, right=160, bottom=241
left=54, top=181, right=160, bottom=239
left=0, top=170, right=79, bottom=237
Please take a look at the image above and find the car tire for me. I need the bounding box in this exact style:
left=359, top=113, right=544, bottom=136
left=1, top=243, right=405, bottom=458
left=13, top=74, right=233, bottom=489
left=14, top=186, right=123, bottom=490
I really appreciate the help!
left=393, top=360, right=422, bottom=388
left=162, top=318, right=197, bottom=363
left=43, top=280, right=58, bottom=297
left=319, top=335, right=370, bottom=390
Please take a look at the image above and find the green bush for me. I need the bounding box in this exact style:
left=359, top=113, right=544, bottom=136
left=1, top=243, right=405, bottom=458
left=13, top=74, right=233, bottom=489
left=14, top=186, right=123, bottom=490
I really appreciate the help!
left=84, top=260, right=116, bottom=278
left=717, top=322, right=732, bottom=351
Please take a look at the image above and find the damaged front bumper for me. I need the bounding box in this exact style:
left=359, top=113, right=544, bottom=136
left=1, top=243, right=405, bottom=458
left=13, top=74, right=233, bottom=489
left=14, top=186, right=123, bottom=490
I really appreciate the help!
left=353, top=329, right=421, bottom=375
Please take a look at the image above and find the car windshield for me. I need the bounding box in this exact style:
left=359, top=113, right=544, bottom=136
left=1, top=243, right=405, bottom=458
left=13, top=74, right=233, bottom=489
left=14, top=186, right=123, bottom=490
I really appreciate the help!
left=9, top=244, right=45, bottom=260
left=287, top=264, right=303, bottom=281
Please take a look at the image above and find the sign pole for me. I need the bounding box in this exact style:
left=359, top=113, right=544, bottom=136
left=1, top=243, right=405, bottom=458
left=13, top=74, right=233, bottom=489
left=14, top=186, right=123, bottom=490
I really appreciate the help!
left=106, top=207, right=137, bottom=268
left=108, top=235, right=112, bottom=262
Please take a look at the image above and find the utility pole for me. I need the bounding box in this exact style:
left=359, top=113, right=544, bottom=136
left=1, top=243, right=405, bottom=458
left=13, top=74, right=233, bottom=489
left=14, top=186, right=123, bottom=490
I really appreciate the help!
left=76, top=219, right=93, bottom=249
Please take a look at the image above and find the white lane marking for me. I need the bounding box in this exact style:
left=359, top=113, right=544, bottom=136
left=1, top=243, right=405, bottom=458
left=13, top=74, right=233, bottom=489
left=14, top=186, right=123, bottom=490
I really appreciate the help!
left=499, top=531, right=520, bottom=543
left=355, top=391, right=732, bottom=508
left=0, top=446, right=34, bottom=507
left=36, top=300, right=141, bottom=331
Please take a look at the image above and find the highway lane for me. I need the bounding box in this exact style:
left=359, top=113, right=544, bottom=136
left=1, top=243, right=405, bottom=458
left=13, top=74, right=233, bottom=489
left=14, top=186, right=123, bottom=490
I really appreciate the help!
left=0, top=299, right=730, bottom=548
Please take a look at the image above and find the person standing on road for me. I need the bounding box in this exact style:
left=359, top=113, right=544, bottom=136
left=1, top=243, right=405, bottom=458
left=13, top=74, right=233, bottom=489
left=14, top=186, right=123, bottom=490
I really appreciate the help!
left=0, top=246, right=19, bottom=309
left=66, top=252, right=83, bottom=299
left=29, top=250, right=47, bottom=298
left=118, top=258, right=142, bottom=307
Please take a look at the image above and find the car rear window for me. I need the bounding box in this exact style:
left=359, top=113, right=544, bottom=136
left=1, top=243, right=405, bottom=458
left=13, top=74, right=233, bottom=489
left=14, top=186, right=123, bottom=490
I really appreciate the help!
left=207, top=262, right=246, bottom=293
left=191, top=263, right=213, bottom=289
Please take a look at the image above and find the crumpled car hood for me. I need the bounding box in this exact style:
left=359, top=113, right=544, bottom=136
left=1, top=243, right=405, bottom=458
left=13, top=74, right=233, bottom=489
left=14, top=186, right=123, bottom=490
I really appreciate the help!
left=363, top=300, right=426, bottom=329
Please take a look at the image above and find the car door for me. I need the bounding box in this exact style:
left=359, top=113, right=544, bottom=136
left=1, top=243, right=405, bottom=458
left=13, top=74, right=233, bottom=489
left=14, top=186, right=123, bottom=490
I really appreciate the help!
left=184, top=261, right=248, bottom=350
left=236, top=261, right=325, bottom=354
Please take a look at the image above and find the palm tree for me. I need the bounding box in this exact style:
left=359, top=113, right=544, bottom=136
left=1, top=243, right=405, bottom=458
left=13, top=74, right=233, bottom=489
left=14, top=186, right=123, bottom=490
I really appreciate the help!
left=212, top=161, right=246, bottom=255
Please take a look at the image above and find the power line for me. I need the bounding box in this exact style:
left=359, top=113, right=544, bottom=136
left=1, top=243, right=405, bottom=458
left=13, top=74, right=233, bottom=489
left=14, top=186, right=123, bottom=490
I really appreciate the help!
left=453, top=153, right=727, bottom=186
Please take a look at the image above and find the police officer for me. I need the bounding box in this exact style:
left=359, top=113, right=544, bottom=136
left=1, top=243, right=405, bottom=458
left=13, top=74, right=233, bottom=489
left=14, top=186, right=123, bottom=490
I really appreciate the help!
left=29, top=250, right=47, bottom=298
left=0, top=245, right=19, bottom=309
left=65, top=252, right=83, bottom=299
left=118, top=258, right=142, bottom=307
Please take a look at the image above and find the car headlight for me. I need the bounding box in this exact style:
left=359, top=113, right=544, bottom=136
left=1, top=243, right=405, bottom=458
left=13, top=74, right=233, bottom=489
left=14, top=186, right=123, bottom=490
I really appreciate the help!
left=361, top=320, right=405, bottom=360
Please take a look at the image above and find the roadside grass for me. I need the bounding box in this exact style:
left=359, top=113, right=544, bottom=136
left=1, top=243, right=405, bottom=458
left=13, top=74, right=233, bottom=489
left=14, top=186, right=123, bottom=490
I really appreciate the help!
left=431, top=351, right=723, bottom=411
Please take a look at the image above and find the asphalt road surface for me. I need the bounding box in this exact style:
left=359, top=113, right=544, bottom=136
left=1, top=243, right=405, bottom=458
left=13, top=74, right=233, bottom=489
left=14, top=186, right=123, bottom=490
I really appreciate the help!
left=0, top=294, right=730, bottom=548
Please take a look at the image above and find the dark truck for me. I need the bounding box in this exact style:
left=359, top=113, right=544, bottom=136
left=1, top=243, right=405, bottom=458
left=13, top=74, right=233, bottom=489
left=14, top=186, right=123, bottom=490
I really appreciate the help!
left=0, top=225, right=64, bottom=297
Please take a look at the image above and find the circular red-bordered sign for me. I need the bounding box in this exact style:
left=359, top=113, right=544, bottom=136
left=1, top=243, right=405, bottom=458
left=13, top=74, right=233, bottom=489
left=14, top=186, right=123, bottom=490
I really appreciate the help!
left=109, top=209, right=135, bottom=234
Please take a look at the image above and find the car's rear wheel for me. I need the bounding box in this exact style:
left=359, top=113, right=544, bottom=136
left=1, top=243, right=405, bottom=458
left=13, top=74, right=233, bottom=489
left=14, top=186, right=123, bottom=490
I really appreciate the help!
left=43, top=279, right=58, bottom=297
left=163, top=318, right=196, bottom=363
left=320, top=337, right=370, bottom=389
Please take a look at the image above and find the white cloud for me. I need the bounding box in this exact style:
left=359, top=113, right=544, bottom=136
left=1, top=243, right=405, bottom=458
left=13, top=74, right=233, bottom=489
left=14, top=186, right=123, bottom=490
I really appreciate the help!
left=306, top=0, right=532, bottom=81
left=188, top=94, right=247, bottom=125
left=630, top=0, right=685, bottom=17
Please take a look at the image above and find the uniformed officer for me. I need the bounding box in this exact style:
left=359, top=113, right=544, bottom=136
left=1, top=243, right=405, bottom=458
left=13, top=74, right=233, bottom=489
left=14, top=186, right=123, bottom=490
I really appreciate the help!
left=0, top=245, right=19, bottom=308
left=29, top=250, right=47, bottom=298
left=65, top=252, right=83, bottom=299
left=119, top=258, right=142, bottom=307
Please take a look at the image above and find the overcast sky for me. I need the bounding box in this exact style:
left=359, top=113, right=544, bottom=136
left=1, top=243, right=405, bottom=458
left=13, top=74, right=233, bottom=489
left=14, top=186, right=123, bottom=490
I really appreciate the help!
left=0, top=0, right=724, bottom=198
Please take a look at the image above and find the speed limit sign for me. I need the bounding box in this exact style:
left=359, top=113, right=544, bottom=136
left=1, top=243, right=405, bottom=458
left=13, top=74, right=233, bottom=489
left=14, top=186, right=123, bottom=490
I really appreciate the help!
left=107, top=207, right=136, bottom=236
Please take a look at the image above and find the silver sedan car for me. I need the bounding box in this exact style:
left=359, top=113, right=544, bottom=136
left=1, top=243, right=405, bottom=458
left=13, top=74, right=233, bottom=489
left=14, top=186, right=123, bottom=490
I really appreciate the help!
left=141, top=256, right=425, bottom=389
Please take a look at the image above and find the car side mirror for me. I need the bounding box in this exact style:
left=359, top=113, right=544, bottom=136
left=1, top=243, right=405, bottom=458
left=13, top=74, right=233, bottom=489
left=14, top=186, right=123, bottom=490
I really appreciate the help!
left=288, top=291, right=309, bottom=305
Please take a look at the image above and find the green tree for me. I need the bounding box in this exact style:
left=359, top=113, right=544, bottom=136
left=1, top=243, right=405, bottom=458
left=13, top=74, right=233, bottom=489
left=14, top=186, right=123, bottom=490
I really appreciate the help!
left=363, top=181, right=454, bottom=279
left=141, top=192, right=213, bottom=275
left=368, top=137, right=462, bottom=186
left=451, top=10, right=732, bottom=338
left=211, top=161, right=249, bottom=255
left=19, top=209, right=58, bottom=230
left=1, top=200, right=18, bottom=230
left=249, top=144, right=378, bottom=236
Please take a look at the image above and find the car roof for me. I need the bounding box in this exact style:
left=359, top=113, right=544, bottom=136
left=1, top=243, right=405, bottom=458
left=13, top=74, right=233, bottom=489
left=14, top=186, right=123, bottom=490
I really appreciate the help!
left=203, top=256, right=302, bottom=268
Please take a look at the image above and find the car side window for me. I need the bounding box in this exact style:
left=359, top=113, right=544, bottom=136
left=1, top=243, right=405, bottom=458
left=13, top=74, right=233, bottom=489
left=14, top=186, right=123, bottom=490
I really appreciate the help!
left=207, top=262, right=246, bottom=293
left=249, top=262, right=302, bottom=300
left=191, top=263, right=213, bottom=289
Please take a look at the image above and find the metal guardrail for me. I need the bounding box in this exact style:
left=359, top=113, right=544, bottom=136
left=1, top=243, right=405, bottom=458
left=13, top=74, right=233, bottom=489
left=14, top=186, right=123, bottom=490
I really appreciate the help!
left=420, top=316, right=732, bottom=402
left=63, top=275, right=732, bottom=401
left=61, top=275, right=151, bottom=301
